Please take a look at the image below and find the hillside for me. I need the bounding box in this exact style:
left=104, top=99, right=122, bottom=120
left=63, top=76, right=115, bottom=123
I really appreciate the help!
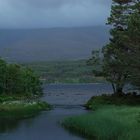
left=23, top=60, right=105, bottom=83
left=0, top=26, right=109, bottom=62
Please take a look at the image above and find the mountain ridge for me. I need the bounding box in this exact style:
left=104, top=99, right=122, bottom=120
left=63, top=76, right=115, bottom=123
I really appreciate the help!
left=0, top=26, right=110, bottom=62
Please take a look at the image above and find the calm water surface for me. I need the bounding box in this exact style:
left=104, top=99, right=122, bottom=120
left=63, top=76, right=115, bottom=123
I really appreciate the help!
left=0, top=84, right=112, bottom=140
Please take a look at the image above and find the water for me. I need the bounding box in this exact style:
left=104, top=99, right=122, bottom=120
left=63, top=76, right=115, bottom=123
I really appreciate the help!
left=43, top=83, right=112, bottom=105
left=0, top=84, right=112, bottom=140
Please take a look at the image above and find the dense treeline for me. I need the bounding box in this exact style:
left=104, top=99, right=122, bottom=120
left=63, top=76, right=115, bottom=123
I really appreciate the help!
left=0, top=58, right=42, bottom=97
left=89, top=0, right=140, bottom=94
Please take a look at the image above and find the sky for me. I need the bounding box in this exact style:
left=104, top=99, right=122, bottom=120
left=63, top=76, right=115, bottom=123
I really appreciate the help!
left=0, top=0, right=112, bottom=29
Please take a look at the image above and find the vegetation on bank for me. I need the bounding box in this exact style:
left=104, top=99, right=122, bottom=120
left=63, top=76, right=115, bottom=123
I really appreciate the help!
left=0, top=94, right=42, bottom=103
left=0, top=95, right=51, bottom=120
left=0, top=58, right=51, bottom=120
left=0, top=101, right=51, bottom=120
left=23, top=60, right=105, bottom=84
left=63, top=94, right=140, bottom=140
left=63, top=105, right=140, bottom=140
left=85, top=94, right=140, bottom=110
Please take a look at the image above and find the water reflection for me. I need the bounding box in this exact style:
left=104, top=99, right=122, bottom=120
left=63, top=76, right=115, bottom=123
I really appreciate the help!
left=0, top=115, right=37, bottom=134
left=0, top=119, right=19, bottom=133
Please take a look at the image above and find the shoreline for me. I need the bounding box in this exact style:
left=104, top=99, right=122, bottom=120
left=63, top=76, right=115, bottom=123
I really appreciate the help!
left=0, top=100, right=51, bottom=120
left=62, top=94, right=140, bottom=140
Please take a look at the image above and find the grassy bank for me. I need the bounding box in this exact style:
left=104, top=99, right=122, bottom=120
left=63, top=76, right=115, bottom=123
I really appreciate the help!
left=62, top=95, right=140, bottom=140
left=63, top=105, right=140, bottom=140
left=0, top=101, right=51, bottom=120
left=0, top=94, right=42, bottom=103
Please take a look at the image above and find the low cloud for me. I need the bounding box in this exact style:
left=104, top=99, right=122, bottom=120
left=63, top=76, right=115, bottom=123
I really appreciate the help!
left=0, top=0, right=112, bottom=28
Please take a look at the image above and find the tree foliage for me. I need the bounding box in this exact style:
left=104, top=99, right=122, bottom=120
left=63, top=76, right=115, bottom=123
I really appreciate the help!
left=123, top=11, right=140, bottom=89
left=103, top=0, right=132, bottom=94
left=0, top=58, right=42, bottom=96
left=103, top=0, right=140, bottom=94
left=89, top=0, right=140, bottom=94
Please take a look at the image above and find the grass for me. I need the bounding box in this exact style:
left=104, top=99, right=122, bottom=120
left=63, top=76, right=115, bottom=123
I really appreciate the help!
left=0, top=101, right=51, bottom=120
left=0, top=95, right=16, bottom=103
left=0, top=94, right=43, bottom=103
left=63, top=105, right=140, bottom=140
left=0, top=92, right=51, bottom=120
left=62, top=94, right=140, bottom=140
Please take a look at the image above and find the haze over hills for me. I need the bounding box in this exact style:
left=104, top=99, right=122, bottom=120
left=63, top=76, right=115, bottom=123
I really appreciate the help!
left=0, top=26, right=109, bottom=62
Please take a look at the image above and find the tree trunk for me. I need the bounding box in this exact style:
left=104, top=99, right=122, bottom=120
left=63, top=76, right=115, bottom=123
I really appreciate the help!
left=115, top=86, right=124, bottom=96
left=111, top=83, right=116, bottom=94
left=116, top=87, right=123, bottom=93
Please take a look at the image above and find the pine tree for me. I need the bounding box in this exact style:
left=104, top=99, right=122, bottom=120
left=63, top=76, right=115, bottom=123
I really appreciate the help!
left=122, top=2, right=140, bottom=89
left=103, top=0, right=133, bottom=94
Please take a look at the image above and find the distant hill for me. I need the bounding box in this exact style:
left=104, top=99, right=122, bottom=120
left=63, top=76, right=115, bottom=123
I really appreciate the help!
left=23, top=60, right=105, bottom=83
left=0, top=26, right=109, bottom=62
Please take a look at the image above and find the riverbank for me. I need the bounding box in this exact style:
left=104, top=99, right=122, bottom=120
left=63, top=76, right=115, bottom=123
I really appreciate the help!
left=0, top=84, right=93, bottom=140
left=0, top=96, right=51, bottom=120
left=62, top=94, right=140, bottom=140
left=0, top=94, right=41, bottom=103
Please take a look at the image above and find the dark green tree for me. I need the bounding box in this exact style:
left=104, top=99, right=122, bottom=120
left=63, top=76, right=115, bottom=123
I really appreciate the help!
left=21, top=68, right=42, bottom=96
left=0, top=59, right=7, bottom=94
left=5, top=64, right=23, bottom=94
left=0, top=58, right=42, bottom=97
left=122, top=9, right=140, bottom=89
left=102, top=0, right=133, bottom=94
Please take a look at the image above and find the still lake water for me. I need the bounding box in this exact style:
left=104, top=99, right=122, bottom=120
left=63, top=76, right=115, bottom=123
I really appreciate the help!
left=0, top=84, right=112, bottom=140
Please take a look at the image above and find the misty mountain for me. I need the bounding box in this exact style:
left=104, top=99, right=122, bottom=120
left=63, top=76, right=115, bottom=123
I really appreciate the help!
left=0, top=26, right=109, bottom=62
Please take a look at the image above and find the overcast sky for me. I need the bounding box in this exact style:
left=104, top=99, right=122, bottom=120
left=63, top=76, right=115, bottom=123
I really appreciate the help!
left=0, top=0, right=112, bottom=29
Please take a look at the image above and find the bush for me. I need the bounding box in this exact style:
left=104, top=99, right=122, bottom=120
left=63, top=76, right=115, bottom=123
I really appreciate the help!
left=85, top=94, right=140, bottom=110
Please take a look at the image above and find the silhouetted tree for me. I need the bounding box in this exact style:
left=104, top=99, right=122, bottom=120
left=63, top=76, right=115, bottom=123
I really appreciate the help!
left=102, top=0, right=133, bottom=94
